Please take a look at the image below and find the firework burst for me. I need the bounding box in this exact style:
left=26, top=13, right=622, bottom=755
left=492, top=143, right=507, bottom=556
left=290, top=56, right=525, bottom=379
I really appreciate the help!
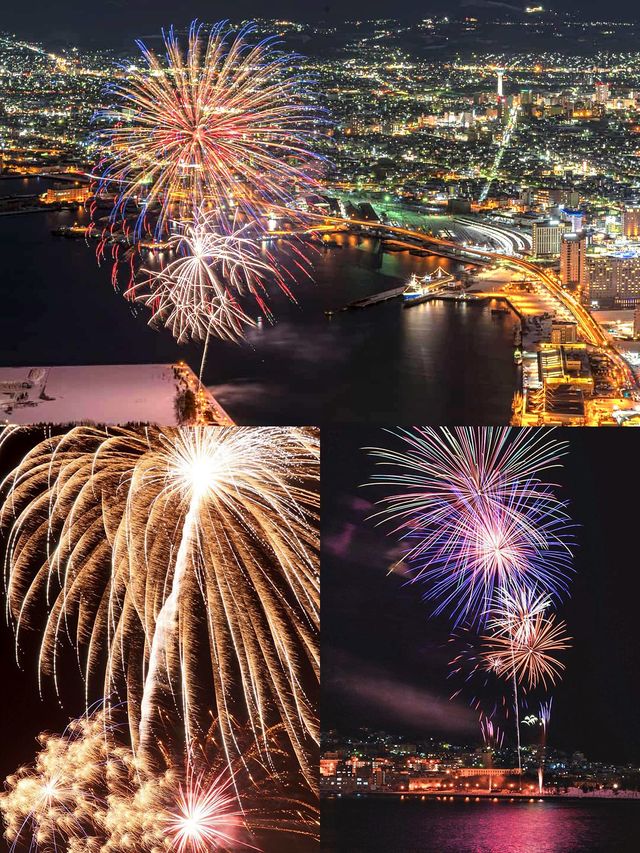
left=0, top=710, right=318, bottom=852
left=1, top=426, right=319, bottom=789
left=166, top=771, right=251, bottom=853
left=132, top=211, right=305, bottom=345
left=367, top=427, right=573, bottom=626
left=95, top=20, right=325, bottom=236
left=481, top=609, right=571, bottom=691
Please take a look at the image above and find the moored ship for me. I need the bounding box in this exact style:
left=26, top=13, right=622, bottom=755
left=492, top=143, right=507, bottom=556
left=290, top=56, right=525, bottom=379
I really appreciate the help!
left=402, top=265, right=459, bottom=304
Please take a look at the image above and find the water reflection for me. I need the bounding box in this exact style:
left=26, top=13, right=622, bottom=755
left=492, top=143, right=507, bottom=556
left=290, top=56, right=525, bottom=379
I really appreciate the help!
left=321, top=798, right=640, bottom=853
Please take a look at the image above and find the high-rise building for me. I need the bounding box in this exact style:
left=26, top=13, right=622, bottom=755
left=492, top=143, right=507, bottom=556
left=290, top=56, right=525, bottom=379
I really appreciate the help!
left=622, top=204, right=640, bottom=239
left=532, top=221, right=563, bottom=257
left=585, top=250, right=640, bottom=307
left=561, top=209, right=584, bottom=233
left=560, top=233, right=587, bottom=290
left=595, top=82, right=610, bottom=104
left=497, top=69, right=504, bottom=98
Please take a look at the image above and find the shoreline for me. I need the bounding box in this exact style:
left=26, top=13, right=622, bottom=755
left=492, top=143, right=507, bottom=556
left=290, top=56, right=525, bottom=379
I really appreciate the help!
left=322, top=791, right=640, bottom=803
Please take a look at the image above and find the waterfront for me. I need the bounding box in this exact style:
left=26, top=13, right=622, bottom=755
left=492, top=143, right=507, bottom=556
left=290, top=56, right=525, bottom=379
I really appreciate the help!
left=321, top=797, right=640, bottom=853
left=0, top=178, right=519, bottom=424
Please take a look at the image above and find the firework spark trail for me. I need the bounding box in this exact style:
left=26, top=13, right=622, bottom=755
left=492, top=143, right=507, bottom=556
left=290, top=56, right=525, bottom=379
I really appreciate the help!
left=367, top=427, right=573, bottom=626
left=94, top=20, right=325, bottom=237
left=479, top=714, right=504, bottom=750
left=539, top=698, right=553, bottom=735
left=139, top=491, right=199, bottom=760
left=1, top=426, right=320, bottom=790
left=537, top=698, right=553, bottom=792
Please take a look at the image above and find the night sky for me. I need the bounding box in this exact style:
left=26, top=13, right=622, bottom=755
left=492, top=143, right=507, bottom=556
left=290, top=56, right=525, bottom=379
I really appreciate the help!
left=321, top=427, right=640, bottom=766
left=0, top=431, right=85, bottom=853
left=1, top=2, right=638, bottom=47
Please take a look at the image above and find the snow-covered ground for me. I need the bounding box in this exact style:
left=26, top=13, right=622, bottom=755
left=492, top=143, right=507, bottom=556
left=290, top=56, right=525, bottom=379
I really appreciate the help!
left=0, top=364, right=231, bottom=425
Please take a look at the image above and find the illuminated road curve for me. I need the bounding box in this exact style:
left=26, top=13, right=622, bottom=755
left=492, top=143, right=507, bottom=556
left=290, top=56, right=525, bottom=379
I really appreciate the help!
left=296, top=210, right=635, bottom=388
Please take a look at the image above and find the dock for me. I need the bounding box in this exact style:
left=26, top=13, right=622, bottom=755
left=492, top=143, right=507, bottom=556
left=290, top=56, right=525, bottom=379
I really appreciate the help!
left=328, top=286, right=486, bottom=316
left=341, top=286, right=406, bottom=311
left=403, top=291, right=487, bottom=308
left=403, top=290, right=442, bottom=307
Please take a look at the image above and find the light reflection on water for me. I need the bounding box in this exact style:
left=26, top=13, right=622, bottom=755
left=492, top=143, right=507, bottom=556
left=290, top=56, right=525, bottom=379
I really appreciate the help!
left=321, top=798, right=640, bottom=853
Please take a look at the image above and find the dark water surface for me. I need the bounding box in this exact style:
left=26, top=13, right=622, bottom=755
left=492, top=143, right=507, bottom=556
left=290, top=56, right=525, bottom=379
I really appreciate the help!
left=321, top=797, right=640, bottom=853
left=0, top=177, right=519, bottom=424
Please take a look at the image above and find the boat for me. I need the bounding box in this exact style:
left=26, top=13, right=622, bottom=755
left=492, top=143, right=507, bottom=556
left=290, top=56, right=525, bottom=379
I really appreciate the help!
left=402, top=265, right=458, bottom=303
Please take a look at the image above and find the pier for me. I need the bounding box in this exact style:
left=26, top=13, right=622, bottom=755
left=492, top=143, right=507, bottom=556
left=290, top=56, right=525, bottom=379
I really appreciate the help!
left=339, top=286, right=406, bottom=311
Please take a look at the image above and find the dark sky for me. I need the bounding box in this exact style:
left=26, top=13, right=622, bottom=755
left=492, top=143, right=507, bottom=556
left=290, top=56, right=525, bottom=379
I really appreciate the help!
left=1, top=2, right=638, bottom=47
left=322, top=427, right=640, bottom=766
left=0, top=431, right=78, bottom=786
left=0, top=430, right=84, bottom=853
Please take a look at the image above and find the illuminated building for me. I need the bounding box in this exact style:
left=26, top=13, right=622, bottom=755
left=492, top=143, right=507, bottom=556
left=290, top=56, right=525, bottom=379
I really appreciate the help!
left=585, top=250, right=640, bottom=307
left=538, top=343, right=594, bottom=392
left=320, top=758, right=340, bottom=777
left=561, top=209, right=584, bottom=233
left=40, top=184, right=90, bottom=204
left=550, top=321, right=578, bottom=344
left=621, top=205, right=640, bottom=239
left=560, top=233, right=586, bottom=290
left=529, top=189, right=579, bottom=212
left=532, top=221, right=563, bottom=257
left=594, top=82, right=610, bottom=105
